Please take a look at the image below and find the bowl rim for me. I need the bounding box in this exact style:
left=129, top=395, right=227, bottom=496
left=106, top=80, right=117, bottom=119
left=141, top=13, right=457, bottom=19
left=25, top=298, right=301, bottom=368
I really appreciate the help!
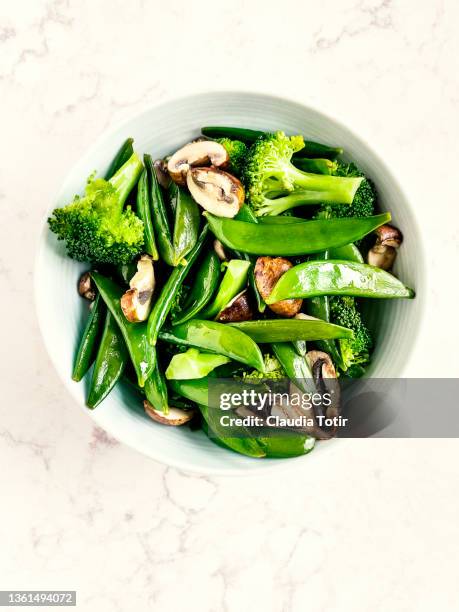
left=34, top=89, right=426, bottom=476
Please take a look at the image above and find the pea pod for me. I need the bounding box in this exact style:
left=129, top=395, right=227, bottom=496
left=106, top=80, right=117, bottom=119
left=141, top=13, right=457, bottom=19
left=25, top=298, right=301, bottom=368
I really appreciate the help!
left=204, top=212, right=391, bottom=256
left=104, top=138, right=134, bottom=180
left=72, top=294, right=105, bottom=381
left=159, top=320, right=265, bottom=371
left=144, top=153, right=175, bottom=266
left=172, top=251, right=221, bottom=325
left=258, top=434, right=315, bottom=458
left=307, top=295, right=343, bottom=369
left=91, top=272, right=155, bottom=386
left=234, top=206, right=266, bottom=313
left=292, top=157, right=337, bottom=175
left=169, top=182, right=200, bottom=265
left=268, top=260, right=415, bottom=302
left=201, top=126, right=343, bottom=160
left=147, top=225, right=209, bottom=346
left=136, top=168, right=159, bottom=260
left=144, top=349, right=169, bottom=413
left=272, top=342, right=315, bottom=395
left=201, top=259, right=251, bottom=319
left=228, top=319, right=353, bottom=342
left=86, top=312, right=128, bottom=408
left=166, top=348, right=231, bottom=380
left=327, top=243, right=363, bottom=263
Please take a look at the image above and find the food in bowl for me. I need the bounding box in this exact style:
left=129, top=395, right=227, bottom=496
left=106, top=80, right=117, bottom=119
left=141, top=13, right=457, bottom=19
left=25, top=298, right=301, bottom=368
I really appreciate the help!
left=47, top=126, right=414, bottom=459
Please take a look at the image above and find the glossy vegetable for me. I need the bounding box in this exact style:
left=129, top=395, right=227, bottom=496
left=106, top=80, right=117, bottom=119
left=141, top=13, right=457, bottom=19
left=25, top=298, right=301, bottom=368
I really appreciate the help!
left=228, top=318, right=353, bottom=342
left=159, top=320, right=265, bottom=371
left=91, top=272, right=155, bottom=386
left=307, top=295, right=343, bottom=369
left=172, top=251, right=221, bottom=325
left=136, top=168, right=158, bottom=260
left=144, top=349, right=169, bottom=413
left=104, top=138, right=134, bottom=180
left=204, top=212, right=391, bottom=256
left=267, top=260, right=415, bottom=302
left=292, top=157, right=337, bottom=175
left=201, top=126, right=343, bottom=159
left=86, top=312, right=128, bottom=408
left=144, top=153, right=175, bottom=266
left=72, top=294, right=105, bottom=381
left=166, top=348, right=231, bottom=380
left=201, top=259, right=251, bottom=319
left=327, top=243, right=364, bottom=263
left=272, top=342, right=315, bottom=395
left=169, top=182, right=200, bottom=265
left=147, top=226, right=209, bottom=346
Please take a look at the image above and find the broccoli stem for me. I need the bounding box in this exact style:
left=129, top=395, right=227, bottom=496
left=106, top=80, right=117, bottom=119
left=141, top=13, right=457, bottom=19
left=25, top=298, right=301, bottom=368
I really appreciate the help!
left=259, top=191, right=347, bottom=216
left=282, top=164, right=363, bottom=204
left=109, top=152, right=143, bottom=209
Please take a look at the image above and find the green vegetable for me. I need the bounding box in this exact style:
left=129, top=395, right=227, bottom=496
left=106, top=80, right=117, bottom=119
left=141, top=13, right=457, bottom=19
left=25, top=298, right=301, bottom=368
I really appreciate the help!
left=91, top=272, right=155, bottom=386
left=172, top=251, right=221, bottom=325
left=147, top=225, right=209, bottom=346
left=243, top=132, right=361, bottom=216
left=319, top=162, right=376, bottom=219
left=86, top=312, right=128, bottom=408
left=228, top=319, right=353, bottom=342
left=201, top=259, right=251, bottom=319
left=136, top=168, right=158, bottom=260
left=159, top=320, right=265, bottom=371
left=329, top=296, right=373, bottom=377
left=72, top=294, right=105, bottom=381
left=268, top=260, right=415, bottom=302
left=104, top=138, right=134, bottom=180
left=327, top=242, right=364, bottom=263
left=258, top=434, right=315, bottom=458
left=144, top=153, right=175, bottom=266
left=169, top=182, right=200, bottom=265
left=201, top=126, right=343, bottom=159
left=204, top=212, right=391, bottom=256
left=306, top=295, right=343, bottom=369
left=234, top=206, right=266, bottom=313
left=166, top=348, right=231, bottom=380
left=292, top=157, right=337, bottom=175
left=242, top=353, right=285, bottom=381
left=216, top=138, right=248, bottom=175
left=144, top=349, right=169, bottom=413
left=271, top=342, right=315, bottom=395
left=49, top=153, right=144, bottom=264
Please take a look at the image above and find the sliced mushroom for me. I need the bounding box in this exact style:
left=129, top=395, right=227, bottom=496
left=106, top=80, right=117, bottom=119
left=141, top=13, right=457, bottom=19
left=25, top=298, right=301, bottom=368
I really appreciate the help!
left=187, top=167, right=244, bottom=217
left=217, top=290, right=253, bottom=322
left=304, top=350, right=341, bottom=439
left=78, top=271, right=96, bottom=301
left=214, top=239, right=229, bottom=261
left=120, top=255, right=155, bottom=322
left=153, top=158, right=171, bottom=189
left=254, top=256, right=303, bottom=317
left=144, top=400, right=195, bottom=426
left=167, top=141, right=229, bottom=185
left=368, top=224, right=403, bottom=270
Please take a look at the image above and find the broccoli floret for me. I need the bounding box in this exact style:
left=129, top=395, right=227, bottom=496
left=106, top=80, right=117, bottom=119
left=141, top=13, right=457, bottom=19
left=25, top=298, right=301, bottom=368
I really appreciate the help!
left=217, top=138, right=248, bottom=176
left=48, top=153, right=144, bottom=264
left=243, top=354, right=285, bottom=381
left=329, top=296, right=373, bottom=376
left=320, top=162, right=376, bottom=219
left=243, top=132, right=363, bottom=217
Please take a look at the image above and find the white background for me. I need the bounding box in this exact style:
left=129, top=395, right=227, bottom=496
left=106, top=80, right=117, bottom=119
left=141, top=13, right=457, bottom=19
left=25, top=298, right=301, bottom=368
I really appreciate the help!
left=1, top=0, right=459, bottom=610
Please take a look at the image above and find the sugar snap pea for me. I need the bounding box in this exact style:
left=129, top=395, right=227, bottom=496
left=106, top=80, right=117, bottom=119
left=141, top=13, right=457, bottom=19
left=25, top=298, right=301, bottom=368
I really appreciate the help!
left=201, top=126, right=343, bottom=160
left=268, top=260, right=415, bottom=302
left=292, top=157, right=337, bottom=175
left=204, top=212, right=391, bottom=256
left=144, top=153, right=175, bottom=266
left=201, top=259, right=251, bottom=319
left=147, top=225, right=209, bottom=346
left=86, top=312, right=128, bottom=408
left=326, top=243, right=363, bottom=263
left=228, top=318, right=353, bottom=342
left=144, top=349, right=169, bottom=413
left=72, top=294, right=105, bottom=381
left=234, top=206, right=266, bottom=313
left=104, top=138, right=134, bottom=180
left=272, top=342, right=314, bottom=396
left=172, top=251, right=221, bottom=326
left=169, top=182, right=200, bottom=265
left=91, top=272, right=155, bottom=386
left=136, top=168, right=159, bottom=260
left=159, top=320, right=265, bottom=371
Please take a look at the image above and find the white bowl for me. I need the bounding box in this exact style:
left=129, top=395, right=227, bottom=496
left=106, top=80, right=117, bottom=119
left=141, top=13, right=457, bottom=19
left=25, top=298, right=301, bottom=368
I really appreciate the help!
left=35, top=92, right=424, bottom=475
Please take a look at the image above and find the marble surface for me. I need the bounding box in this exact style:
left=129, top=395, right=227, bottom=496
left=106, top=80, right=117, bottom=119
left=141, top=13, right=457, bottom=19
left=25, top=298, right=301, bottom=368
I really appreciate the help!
left=1, top=0, right=459, bottom=610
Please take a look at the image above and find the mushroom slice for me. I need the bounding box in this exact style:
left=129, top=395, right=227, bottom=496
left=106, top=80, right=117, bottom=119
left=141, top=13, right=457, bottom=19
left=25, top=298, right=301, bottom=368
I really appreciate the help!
left=78, top=271, right=96, bottom=301
left=254, top=256, right=303, bottom=317
left=144, top=400, right=195, bottom=426
left=367, top=244, right=397, bottom=270
left=120, top=255, right=155, bottom=322
left=375, top=224, right=403, bottom=248
left=217, top=290, right=253, bottom=322
left=213, top=239, right=229, bottom=261
left=186, top=167, right=244, bottom=217
left=153, top=158, right=171, bottom=189
left=167, top=141, right=229, bottom=185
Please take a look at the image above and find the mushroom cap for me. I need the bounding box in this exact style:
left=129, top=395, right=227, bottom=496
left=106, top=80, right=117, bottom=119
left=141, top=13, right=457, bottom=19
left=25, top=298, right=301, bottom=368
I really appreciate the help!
left=186, top=167, right=244, bottom=218
left=375, top=224, right=403, bottom=248
left=254, top=256, right=303, bottom=317
left=120, top=255, right=155, bottom=322
left=167, top=140, right=229, bottom=185
left=78, top=271, right=96, bottom=301
left=144, top=400, right=195, bottom=426
left=217, top=290, right=253, bottom=322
